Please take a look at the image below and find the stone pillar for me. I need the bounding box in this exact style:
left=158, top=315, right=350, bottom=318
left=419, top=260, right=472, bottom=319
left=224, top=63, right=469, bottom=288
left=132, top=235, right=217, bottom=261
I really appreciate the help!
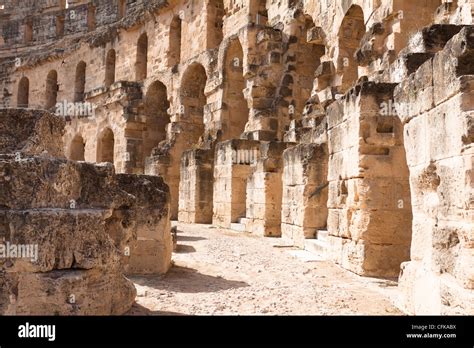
left=178, top=148, right=214, bottom=224
left=395, top=28, right=474, bottom=315
left=281, top=143, right=328, bottom=248
left=245, top=141, right=292, bottom=236
left=212, top=139, right=260, bottom=228
left=327, top=81, right=412, bottom=277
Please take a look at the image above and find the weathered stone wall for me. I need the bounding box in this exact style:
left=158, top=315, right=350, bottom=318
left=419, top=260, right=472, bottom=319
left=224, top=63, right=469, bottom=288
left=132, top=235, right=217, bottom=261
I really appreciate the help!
left=326, top=82, right=412, bottom=277
left=395, top=28, right=474, bottom=315
left=0, top=109, right=172, bottom=314
left=0, top=108, right=65, bottom=157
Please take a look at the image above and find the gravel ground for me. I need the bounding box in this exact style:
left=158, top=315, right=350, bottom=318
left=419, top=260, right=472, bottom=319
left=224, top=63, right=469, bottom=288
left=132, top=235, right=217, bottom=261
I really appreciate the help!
left=127, top=222, right=403, bottom=315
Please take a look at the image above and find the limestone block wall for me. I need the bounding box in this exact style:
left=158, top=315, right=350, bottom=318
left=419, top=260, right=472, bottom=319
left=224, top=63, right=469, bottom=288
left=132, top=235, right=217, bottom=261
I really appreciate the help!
left=395, top=28, right=474, bottom=315
left=213, top=139, right=260, bottom=227
left=281, top=143, right=328, bottom=248
left=326, top=82, right=412, bottom=277
left=223, top=0, right=259, bottom=37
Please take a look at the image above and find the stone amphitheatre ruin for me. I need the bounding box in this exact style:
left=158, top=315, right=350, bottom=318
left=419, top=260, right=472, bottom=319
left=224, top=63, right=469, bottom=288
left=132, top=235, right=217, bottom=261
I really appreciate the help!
left=0, top=0, right=473, bottom=315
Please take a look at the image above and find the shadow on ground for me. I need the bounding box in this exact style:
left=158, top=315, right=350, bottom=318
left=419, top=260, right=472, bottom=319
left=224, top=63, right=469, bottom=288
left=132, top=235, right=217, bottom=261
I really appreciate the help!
left=177, top=235, right=207, bottom=242
left=125, top=303, right=188, bottom=316
left=175, top=244, right=196, bottom=253
left=131, top=265, right=249, bottom=294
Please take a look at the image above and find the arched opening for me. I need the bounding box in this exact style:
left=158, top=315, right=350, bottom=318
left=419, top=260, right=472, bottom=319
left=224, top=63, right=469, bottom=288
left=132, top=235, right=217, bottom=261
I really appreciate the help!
left=118, top=0, right=126, bottom=19
left=87, top=4, right=96, bottom=31
left=172, top=63, right=208, bottom=219
left=222, top=38, right=248, bottom=140
left=337, top=5, right=366, bottom=93
left=69, top=135, right=85, bottom=161
left=74, top=61, right=86, bottom=102
left=56, top=15, right=65, bottom=37
left=136, top=33, right=148, bottom=81
left=45, top=70, right=58, bottom=110
left=180, top=63, right=207, bottom=131
left=294, top=15, right=324, bottom=118
left=105, top=49, right=116, bottom=88
left=168, top=15, right=182, bottom=67
left=97, top=128, right=114, bottom=164
left=17, top=76, right=29, bottom=108
left=24, top=19, right=33, bottom=43
left=143, top=81, right=170, bottom=163
left=207, top=0, right=224, bottom=49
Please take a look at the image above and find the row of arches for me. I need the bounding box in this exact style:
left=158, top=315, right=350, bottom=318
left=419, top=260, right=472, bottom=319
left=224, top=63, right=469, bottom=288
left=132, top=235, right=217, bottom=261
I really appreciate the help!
left=16, top=0, right=231, bottom=109
left=16, top=31, right=149, bottom=109
left=67, top=37, right=248, bottom=174
left=17, top=60, right=87, bottom=109
left=69, top=128, right=115, bottom=164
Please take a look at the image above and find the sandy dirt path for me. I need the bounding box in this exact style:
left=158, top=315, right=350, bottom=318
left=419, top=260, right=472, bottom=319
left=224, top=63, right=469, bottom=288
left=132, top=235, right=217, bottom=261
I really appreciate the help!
left=128, top=222, right=403, bottom=315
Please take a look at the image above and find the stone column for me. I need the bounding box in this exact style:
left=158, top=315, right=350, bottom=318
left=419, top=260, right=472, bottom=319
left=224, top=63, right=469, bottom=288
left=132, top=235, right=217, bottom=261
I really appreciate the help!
left=327, top=81, right=412, bottom=277
left=178, top=148, right=214, bottom=224
left=281, top=143, right=328, bottom=248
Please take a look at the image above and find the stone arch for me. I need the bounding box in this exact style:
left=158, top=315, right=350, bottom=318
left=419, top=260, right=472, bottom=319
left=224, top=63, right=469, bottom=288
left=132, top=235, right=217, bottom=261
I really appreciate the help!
left=180, top=63, right=207, bottom=130
left=87, top=3, right=96, bottom=31
left=69, top=134, right=85, bottom=161
left=143, top=80, right=170, bottom=161
left=337, top=5, right=366, bottom=93
left=17, top=76, right=29, bottom=108
left=56, top=14, right=65, bottom=37
left=136, top=33, right=148, bottom=81
left=118, top=0, right=126, bottom=19
left=105, top=49, right=116, bottom=88
left=168, top=15, right=182, bottom=67
left=45, top=70, right=58, bottom=109
left=294, top=14, right=325, bottom=118
left=97, top=128, right=115, bottom=164
left=222, top=37, right=248, bottom=140
left=74, top=61, right=86, bottom=103
left=24, top=18, right=33, bottom=43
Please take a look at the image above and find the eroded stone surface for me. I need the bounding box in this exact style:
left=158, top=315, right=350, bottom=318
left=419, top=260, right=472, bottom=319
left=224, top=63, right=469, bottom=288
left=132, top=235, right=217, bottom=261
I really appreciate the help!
left=0, top=110, right=171, bottom=315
